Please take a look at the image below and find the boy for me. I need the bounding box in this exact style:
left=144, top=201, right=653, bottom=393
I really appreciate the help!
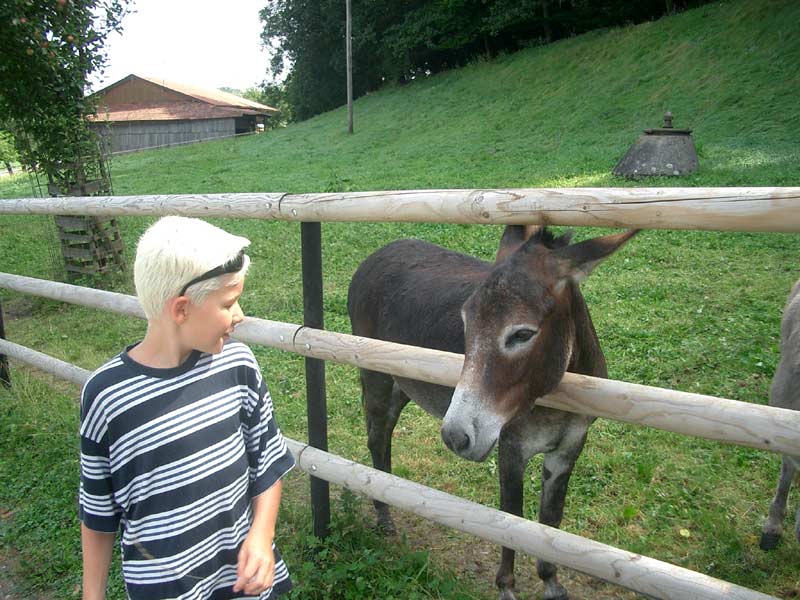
left=79, top=216, right=295, bottom=600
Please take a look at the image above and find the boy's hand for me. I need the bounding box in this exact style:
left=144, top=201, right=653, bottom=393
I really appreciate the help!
left=233, top=532, right=275, bottom=595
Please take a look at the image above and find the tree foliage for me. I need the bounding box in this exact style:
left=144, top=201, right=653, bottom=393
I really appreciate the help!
left=0, top=0, right=129, bottom=184
left=244, top=84, right=293, bottom=127
left=0, top=130, right=18, bottom=173
left=260, top=0, right=714, bottom=121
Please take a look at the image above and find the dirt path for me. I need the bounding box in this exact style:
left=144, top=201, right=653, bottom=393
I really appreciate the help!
left=389, top=506, right=643, bottom=600
left=284, top=466, right=644, bottom=600
left=0, top=554, right=54, bottom=600
left=0, top=560, right=17, bottom=600
left=0, top=513, right=56, bottom=600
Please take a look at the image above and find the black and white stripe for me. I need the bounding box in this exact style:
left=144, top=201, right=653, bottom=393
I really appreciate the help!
left=79, top=341, right=294, bottom=599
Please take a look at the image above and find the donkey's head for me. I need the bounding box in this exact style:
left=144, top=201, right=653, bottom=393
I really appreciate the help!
left=440, top=225, right=638, bottom=461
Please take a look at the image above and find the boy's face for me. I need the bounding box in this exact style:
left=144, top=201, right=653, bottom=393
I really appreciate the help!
left=183, top=277, right=245, bottom=355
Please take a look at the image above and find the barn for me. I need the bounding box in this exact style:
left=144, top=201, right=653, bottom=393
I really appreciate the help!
left=90, top=74, right=279, bottom=153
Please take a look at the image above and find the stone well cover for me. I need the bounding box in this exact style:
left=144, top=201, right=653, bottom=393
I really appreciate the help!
left=613, top=112, right=698, bottom=177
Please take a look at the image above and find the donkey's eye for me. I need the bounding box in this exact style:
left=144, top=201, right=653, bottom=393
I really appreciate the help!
left=506, top=328, right=538, bottom=348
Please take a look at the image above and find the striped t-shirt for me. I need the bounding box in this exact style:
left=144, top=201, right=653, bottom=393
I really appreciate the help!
left=79, top=340, right=295, bottom=600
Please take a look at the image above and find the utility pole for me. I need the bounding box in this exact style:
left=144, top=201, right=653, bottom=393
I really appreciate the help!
left=346, top=0, right=353, bottom=134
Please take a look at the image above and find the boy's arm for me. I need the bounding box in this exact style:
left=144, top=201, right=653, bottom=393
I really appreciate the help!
left=233, top=479, right=283, bottom=595
left=81, top=522, right=115, bottom=600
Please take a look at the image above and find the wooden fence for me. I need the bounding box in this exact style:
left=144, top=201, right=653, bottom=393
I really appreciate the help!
left=0, top=336, right=782, bottom=600
left=2, top=187, right=799, bottom=230
left=1, top=273, right=799, bottom=457
left=2, top=187, right=799, bottom=600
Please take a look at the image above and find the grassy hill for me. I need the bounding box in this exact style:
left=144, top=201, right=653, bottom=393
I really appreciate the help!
left=2, top=0, right=799, bottom=201
left=1, top=0, right=800, bottom=598
left=109, top=0, right=800, bottom=192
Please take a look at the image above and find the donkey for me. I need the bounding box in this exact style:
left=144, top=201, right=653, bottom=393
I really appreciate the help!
left=347, top=225, right=638, bottom=600
left=760, top=279, right=800, bottom=551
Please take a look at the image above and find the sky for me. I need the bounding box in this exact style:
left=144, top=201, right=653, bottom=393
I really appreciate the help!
left=93, top=0, right=272, bottom=93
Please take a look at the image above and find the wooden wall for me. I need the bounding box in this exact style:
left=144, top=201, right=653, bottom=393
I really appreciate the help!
left=94, top=118, right=236, bottom=153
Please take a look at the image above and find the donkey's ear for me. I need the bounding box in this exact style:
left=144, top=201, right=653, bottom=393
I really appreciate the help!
left=495, top=225, right=541, bottom=263
left=552, top=229, right=639, bottom=290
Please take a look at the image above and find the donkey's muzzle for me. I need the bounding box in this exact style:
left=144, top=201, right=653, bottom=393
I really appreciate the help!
left=441, top=388, right=504, bottom=461
left=442, top=427, right=471, bottom=454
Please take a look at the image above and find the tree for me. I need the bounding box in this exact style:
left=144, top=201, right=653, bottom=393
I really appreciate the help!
left=0, top=0, right=131, bottom=280
left=260, top=0, right=348, bottom=121
left=219, top=86, right=245, bottom=97
left=245, top=84, right=292, bottom=127
left=0, top=130, right=18, bottom=174
left=0, top=0, right=130, bottom=188
left=260, top=0, right=716, bottom=122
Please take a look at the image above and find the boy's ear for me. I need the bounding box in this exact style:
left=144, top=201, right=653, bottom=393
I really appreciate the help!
left=167, top=296, right=191, bottom=324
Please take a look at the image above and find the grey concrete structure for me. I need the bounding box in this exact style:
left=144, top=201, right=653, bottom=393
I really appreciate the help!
left=614, top=112, right=698, bottom=178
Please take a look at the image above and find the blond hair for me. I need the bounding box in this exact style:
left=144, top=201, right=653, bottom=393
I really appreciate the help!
left=134, top=216, right=251, bottom=320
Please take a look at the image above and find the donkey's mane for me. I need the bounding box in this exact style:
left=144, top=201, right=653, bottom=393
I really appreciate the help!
left=532, top=227, right=573, bottom=250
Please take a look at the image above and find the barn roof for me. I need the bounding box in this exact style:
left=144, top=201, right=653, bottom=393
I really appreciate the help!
left=90, top=74, right=278, bottom=123
left=135, top=75, right=276, bottom=112
left=94, top=103, right=266, bottom=122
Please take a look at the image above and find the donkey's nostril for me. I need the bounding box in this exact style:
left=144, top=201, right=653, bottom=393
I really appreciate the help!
left=442, top=428, right=471, bottom=453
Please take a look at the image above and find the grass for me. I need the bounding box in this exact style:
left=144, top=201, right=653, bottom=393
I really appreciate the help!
left=1, top=0, right=800, bottom=598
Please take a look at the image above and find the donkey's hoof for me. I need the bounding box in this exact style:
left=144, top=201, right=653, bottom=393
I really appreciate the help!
left=374, top=505, right=397, bottom=536
left=759, top=531, right=781, bottom=551
left=498, top=589, right=518, bottom=600
left=543, top=584, right=569, bottom=600
left=375, top=518, right=397, bottom=536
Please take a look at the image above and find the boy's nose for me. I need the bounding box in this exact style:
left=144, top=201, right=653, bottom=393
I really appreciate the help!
left=232, top=302, right=245, bottom=323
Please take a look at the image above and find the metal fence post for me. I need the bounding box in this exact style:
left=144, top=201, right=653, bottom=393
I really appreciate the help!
left=300, top=222, right=330, bottom=538
left=0, top=296, right=10, bottom=387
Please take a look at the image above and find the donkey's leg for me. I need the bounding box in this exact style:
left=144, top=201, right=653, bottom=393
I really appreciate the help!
left=534, top=425, right=590, bottom=600
left=760, top=454, right=798, bottom=550
left=796, top=483, right=800, bottom=544
left=495, top=434, right=526, bottom=600
left=361, top=368, right=410, bottom=534
left=495, top=414, right=587, bottom=600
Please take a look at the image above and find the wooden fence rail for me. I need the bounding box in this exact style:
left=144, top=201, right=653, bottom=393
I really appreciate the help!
left=0, top=338, right=779, bottom=600
left=2, top=272, right=799, bottom=456
left=2, top=187, right=800, bottom=231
